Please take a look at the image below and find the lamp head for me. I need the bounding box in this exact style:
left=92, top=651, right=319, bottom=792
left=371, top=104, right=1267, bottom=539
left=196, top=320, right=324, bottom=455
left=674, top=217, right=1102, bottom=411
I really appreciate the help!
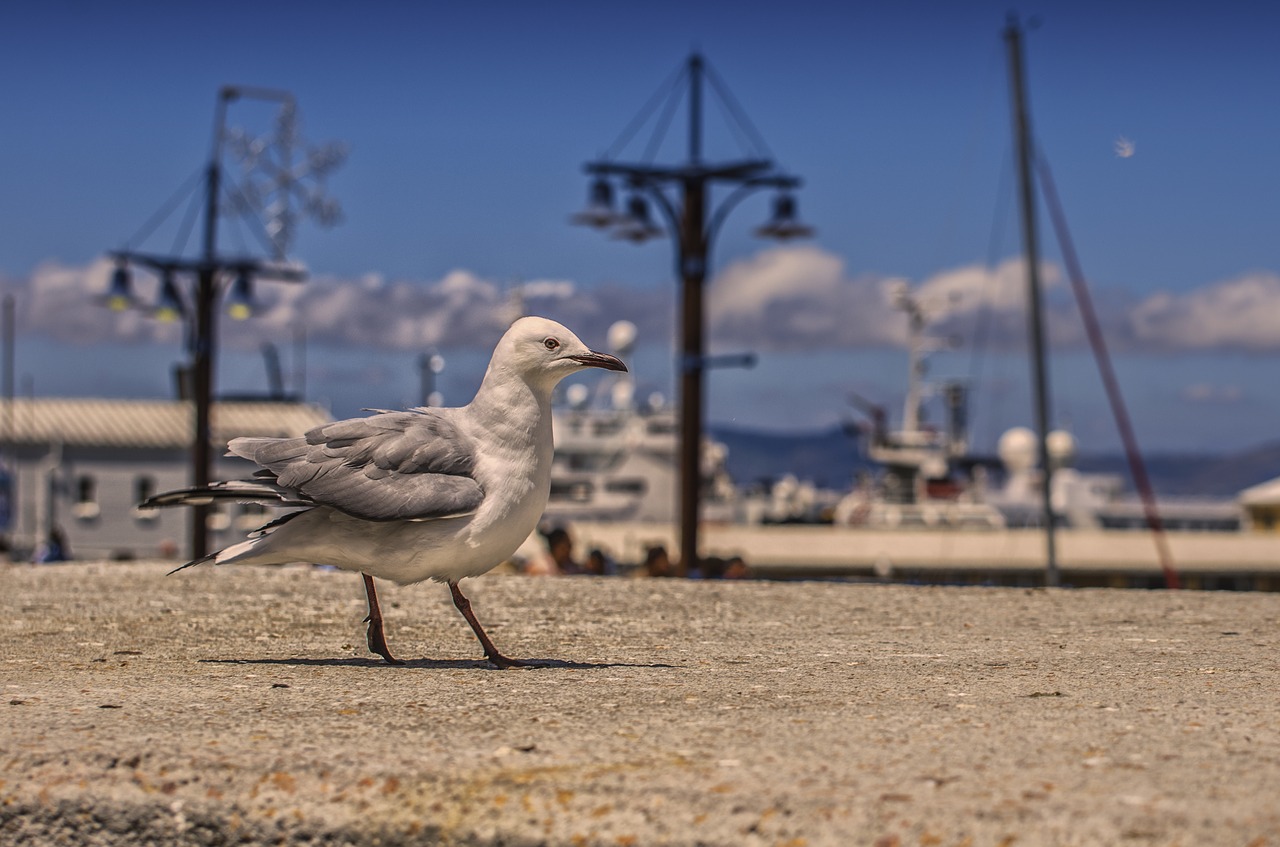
left=106, top=264, right=135, bottom=312
left=612, top=194, right=663, bottom=244
left=570, top=177, right=619, bottom=229
left=754, top=192, right=814, bottom=241
left=153, top=271, right=186, bottom=323
left=227, top=271, right=255, bottom=321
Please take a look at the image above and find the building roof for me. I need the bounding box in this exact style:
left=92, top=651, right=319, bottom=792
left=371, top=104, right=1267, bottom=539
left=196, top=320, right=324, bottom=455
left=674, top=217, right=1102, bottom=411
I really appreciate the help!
left=1239, top=476, right=1280, bottom=508
left=0, top=398, right=331, bottom=450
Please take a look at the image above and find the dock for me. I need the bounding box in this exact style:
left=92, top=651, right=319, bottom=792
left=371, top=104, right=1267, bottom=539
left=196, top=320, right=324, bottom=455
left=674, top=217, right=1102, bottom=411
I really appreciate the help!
left=567, top=522, right=1280, bottom=589
left=3, top=561, right=1279, bottom=845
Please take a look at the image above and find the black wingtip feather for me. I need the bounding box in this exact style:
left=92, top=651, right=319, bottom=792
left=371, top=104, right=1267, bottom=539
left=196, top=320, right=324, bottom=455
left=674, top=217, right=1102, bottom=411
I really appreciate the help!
left=167, top=553, right=217, bottom=575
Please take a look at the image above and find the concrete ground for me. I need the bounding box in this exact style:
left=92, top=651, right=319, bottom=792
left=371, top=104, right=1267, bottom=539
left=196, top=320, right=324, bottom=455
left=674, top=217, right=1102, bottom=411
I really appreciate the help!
left=2, top=561, right=1278, bottom=846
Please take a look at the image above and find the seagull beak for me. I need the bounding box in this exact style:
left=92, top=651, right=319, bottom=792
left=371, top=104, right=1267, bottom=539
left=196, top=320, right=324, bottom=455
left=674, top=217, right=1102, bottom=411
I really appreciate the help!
left=569, top=350, right=628, bottom=372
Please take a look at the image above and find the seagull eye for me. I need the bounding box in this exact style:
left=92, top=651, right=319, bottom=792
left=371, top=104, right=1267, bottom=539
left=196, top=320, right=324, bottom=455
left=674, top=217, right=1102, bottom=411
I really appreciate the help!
left=544, top=337, right=560, bottom=351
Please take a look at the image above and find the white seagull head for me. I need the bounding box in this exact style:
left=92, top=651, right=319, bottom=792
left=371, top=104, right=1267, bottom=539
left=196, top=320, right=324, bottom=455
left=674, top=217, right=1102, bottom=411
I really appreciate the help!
left=491, top=316, right=627, bottom=393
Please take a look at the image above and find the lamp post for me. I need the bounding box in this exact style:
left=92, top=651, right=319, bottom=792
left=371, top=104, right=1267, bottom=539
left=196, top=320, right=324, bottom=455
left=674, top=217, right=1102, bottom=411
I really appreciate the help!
left=574, top=53, right=812, bottom=572
left=105, top=86, right=314, bottom=560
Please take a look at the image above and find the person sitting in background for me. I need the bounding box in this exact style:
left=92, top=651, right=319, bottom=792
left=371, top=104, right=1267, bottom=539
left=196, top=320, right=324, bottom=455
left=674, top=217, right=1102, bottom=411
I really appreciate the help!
left=698, top=556, right=726, bottom=579
left=525, top=526, right=578, bottom=576
left=583, top=548, right=610, bottom=576
left=34, top=527, right=69, bottom=564
left=723, top=555, right=751, bottom=579
left=643, top=545, right=675, bottom=578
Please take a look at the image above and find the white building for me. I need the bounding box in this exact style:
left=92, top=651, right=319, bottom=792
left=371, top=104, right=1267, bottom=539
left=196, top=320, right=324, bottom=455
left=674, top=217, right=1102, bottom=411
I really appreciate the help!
left=0, top=397, right=330, bottom=561
left=1239, top=476, right=1280, bottom=533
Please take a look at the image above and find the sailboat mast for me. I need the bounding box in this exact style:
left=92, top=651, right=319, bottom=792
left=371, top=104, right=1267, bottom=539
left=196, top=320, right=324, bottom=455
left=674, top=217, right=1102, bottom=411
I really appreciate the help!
left=1004, top=15, right=1060, bottom=586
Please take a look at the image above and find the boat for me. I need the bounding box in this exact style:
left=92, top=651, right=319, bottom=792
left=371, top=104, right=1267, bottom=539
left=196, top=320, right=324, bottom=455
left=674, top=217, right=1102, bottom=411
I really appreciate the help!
left=538, top=301, right=1248, bottom=569
left=830, top=284, right=1246, bottom=534
left=541, top=320, right=735, bottom=525
left=536, top=19, right=1275, bottom=589
left=831, top=281, right=1006, bottom=532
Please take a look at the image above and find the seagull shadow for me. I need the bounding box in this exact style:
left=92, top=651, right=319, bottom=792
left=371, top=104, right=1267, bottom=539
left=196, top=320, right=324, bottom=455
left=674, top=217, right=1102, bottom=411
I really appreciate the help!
left=200, top=656, right=676, bottom=671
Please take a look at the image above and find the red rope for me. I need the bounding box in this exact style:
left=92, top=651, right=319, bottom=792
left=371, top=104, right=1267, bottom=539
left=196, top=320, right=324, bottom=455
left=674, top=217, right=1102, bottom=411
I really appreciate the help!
left=1035, top=156, right=1181, bottom=590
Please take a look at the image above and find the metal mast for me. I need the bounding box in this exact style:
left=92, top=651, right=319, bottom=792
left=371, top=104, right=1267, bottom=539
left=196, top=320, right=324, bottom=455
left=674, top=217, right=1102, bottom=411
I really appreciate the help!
left=1004, top=15, right=1059, bottom=586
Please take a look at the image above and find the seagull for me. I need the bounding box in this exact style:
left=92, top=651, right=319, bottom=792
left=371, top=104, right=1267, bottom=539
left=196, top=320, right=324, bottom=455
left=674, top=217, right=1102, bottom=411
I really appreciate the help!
left=144, top=316, right=626, bottom=668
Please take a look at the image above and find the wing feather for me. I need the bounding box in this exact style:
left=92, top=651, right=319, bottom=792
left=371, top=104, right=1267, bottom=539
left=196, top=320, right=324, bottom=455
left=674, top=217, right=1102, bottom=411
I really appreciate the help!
left=227, top=409, right=484, bottom=521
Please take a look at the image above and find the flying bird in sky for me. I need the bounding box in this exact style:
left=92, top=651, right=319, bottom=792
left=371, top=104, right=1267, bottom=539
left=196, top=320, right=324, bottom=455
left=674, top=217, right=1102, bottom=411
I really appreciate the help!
left=145, top=316, right=627, bottom=667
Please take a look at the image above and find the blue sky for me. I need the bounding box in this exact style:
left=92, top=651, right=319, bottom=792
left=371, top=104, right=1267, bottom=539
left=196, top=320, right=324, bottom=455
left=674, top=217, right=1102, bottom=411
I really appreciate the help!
left=3, top=0, right=1280, bottom=455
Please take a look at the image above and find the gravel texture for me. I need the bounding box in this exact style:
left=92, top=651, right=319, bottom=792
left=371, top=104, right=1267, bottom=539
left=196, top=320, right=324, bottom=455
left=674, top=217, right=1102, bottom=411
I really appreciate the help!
left=2, top=561, right=1278, bottom=846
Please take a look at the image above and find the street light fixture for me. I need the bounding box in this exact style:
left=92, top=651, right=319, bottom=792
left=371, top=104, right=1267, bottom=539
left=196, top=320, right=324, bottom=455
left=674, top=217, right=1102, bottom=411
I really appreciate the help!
left=754, top=193, right=814, bottom=241
left=226, top=270, right=256, bottom=321
left=105, top=264, right=136, bottom=312
left=611, top=194, right=663, bottom=244
left=103, top=85, right=337, bottom=560
left=154, top=270, right=187, bottom=323
left=569, top=177, right=621, bottom=229
left=574, top=52, right=813, bottom=572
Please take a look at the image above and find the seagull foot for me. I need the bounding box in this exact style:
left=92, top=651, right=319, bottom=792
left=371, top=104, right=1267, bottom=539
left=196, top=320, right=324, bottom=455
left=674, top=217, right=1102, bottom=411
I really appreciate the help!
left=361, top=574, right=404, bottom=665
left=485, top=652, right=531, bottom=670
left=364, top=614, right=405, bottom=665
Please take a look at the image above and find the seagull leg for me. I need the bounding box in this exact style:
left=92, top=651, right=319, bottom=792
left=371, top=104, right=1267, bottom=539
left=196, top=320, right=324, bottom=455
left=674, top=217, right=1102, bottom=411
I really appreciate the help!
left=362, top=574, right=404, bottom=665
left=449, top=581, right=526, bottom=669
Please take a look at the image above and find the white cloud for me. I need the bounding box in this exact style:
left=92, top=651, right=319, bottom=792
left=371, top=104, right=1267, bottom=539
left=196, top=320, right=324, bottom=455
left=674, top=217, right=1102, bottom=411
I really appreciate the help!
left=1129, top=272, right=1280, bottom=352
left=519, top=278, right=576, bottom=299
left=19, top=258, right=184, bottom=347
left=4, top=259, right=672, bottom=354
left=707, top=245, right=900, bottom=350
left=246, top=268, right=511, bottom=351
left=915, top=258, right=1062, bottom=315
left=12, top=254, right=1280, bottom=359
left=706, top=245, right=1075, bottom=352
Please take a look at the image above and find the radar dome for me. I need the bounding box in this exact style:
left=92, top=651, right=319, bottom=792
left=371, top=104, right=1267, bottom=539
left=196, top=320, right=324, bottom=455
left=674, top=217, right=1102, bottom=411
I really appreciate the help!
left=611, top=379, right=635, bottom=411
left=998, top=427, right=1037, bottom=472
left=565, top=383, right=590, bottom=409
left=607, top=320, right=637, bottom=355
left=1046, top=429, right=1077, bottom=470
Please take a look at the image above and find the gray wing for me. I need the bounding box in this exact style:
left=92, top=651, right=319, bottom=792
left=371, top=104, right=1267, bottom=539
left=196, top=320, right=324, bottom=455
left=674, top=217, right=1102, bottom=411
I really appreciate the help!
left=228, top=409, right=484, bottom=521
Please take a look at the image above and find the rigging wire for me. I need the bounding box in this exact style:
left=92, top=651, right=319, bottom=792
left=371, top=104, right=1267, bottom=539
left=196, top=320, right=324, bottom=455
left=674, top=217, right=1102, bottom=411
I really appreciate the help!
left=602, top=63, right=687, bottom=161
left=710, top=89, right=758, bottom=161
left=1035, top=151, right=1180, bottom=589
left=966, top=148, right=1014, bottom=451
left=168, top=176, right=206, bottom=258
left=599, top=55, right=783, bottom=166
left=123, top=167, right=205, bottom=252
left=701, top=59, right=774, bottom=161
left=925, top=36, right=1007, bottom=274
left=642, top=76, right=686, bottom=165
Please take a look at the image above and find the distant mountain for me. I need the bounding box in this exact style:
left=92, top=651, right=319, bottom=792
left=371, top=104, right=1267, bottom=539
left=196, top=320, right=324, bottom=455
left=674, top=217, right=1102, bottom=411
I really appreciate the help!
left=711, top=424, right=1280, bottom=498
left=1077, top=441, right=1280, bottom=497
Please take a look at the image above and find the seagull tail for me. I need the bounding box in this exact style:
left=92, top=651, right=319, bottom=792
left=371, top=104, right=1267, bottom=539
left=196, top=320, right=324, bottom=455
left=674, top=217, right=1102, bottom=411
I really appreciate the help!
left=163, top=497, right=310, bottom=576
left=165, top=531, right=275, bottom=576
left=167, top=552, right=218, bottom=576
left=140, top=480, right=312, bottom=510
